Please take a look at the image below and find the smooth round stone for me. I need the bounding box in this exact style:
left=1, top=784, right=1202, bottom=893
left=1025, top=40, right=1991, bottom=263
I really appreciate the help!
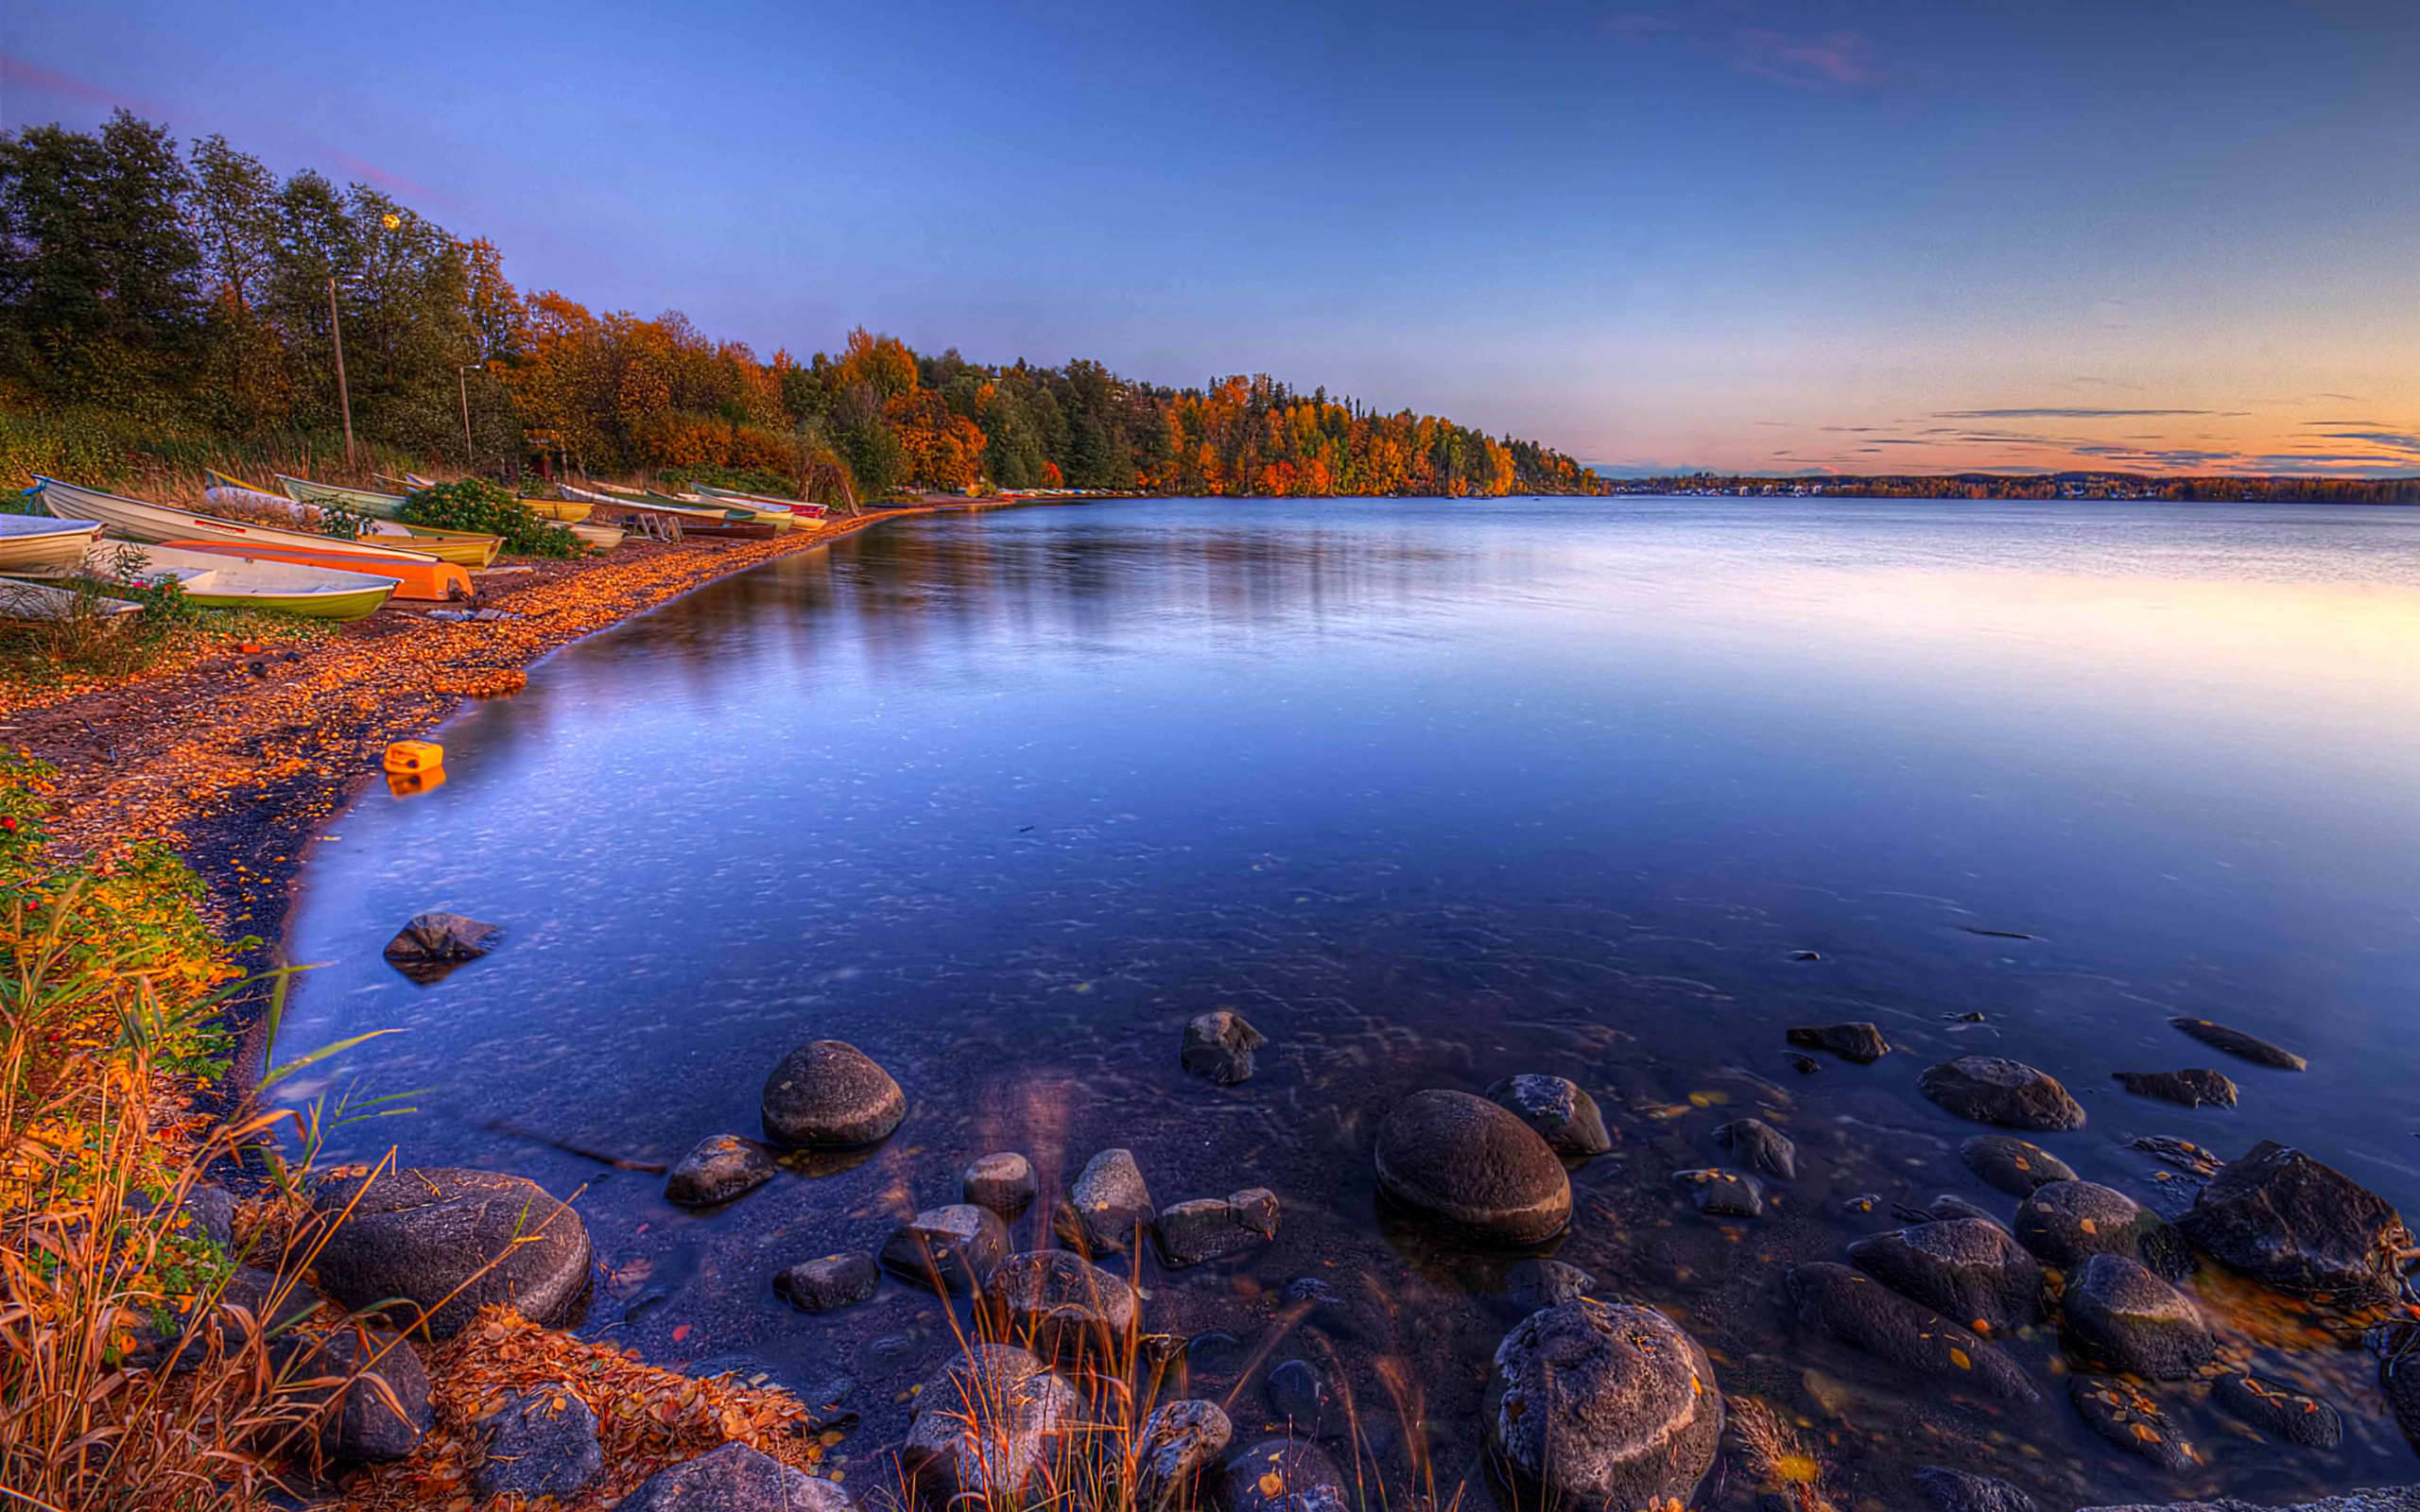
left=665, top=1133, right=776, bottom=1208
left=962, top=1152, right=1037, bottom=1215
left=2211, top=1372, right=2342, bottom=1448
left=1215, top=1437, right=1346, bottom=1512
left=1484, top=1074, right=1614, bottom=1156
left=308, top=1168, right=591, bottom=1339
left=774, top=1251, right=880, bottom=1313
left=2060, top=1252, right=2213, bottom=1379
left=1919, top=1057, right=2085, bottom=1130
left=1959, top=1135, right=2076, bottom=1196
left=622, top=1441, right=856, bottom=1512
left=1846, top=1218, right=2044, bottom=1332
left=879, top=1205, right=1008, bottom=1295
left=1672, top=1168, right=1765, bottom=1217
left=1488, top=1299, right=1722, bottom=1511
left=986, top=1250, right=1138, bottom=1361
left=2014, top=1180, right=2190, bottom=1279
left=1053, top=1148, right=1155, bottom=1255
left=1374, top=1089, right=1571, bottom=1244
left=760, top=1040, right=905, bottom=1148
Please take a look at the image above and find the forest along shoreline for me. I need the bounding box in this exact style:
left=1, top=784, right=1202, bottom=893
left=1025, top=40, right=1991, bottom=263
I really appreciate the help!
left=2, top=496, right=992, bottom=1089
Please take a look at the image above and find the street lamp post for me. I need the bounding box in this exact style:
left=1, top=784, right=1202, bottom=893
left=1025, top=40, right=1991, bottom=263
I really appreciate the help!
left=458, top=364, right=483, bottom=467
left=327, top=276, right=355, bottom=469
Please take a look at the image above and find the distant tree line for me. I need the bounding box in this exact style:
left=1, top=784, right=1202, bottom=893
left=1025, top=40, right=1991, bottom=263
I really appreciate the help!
left=0, top=111, right=1603, bottom=499
left=1607, top=472, right=2420, bottom=505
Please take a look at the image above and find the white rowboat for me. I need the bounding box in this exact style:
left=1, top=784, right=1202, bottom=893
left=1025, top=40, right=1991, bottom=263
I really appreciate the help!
left=32, top=477, right=441, bottom=564
left=0, top=511, right=107, bottom=570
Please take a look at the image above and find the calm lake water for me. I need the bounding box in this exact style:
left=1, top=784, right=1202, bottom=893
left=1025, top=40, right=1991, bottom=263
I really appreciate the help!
left=278, top=495, right=2420, bottom=1506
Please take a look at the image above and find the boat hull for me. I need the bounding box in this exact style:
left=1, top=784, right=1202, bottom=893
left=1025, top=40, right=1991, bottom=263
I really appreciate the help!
left=34, top=476, right=440, bottom=563
left=0, top=518, right=104, bottom=570
left=163, top=541, right=470, bottom=602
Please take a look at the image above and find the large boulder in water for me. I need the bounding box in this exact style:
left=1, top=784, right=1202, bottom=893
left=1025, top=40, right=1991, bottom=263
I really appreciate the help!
left=308, top=1168, right=591, bottom=1339
left=2014, top=1180, right=2190, bottom=1279
left=1485, top=1074, right=1614, bottom=1156
left=2175, top=1140, right=2412, bottom=1306
left=1374, top=1090, right=1570, bottom=1244
left=1785, top=1263, right=2037, bottom=1402
left=664, top=1133, right=775, bottom=1207
left=1183, top=1011, right=1267, bottom=1085
left=1919, top=1057, right=2085, bottom=1130
left=382, top=912, right=501, bottom=983
left=621, top=1442, right=855, bottom=1512
left=1847, top=1218, right=2044, bottom=1332
left=761, top=1040, right=905, bottom=1147
left=1486, top=1298, right=1723, bottom=1511
left=1053, top=1148, right=1154, bottom=1255
left=901, top=1345, right=1078, bottom=1509
left=2061, top=1253, right=2213, bottom=1379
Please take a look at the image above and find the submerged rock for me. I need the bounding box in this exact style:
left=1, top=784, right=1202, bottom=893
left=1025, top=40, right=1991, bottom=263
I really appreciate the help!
left=2169, top=1015, right=2308, bottom=1071
left=1926, top=1193, right=2003, bottom=1226
left=1054, top=1148, right=1155, bottom=1255
left=962, top=1152, right=1037, bottom=1216
left=1374, top=1089, right=1570, bottom=1244
left=2211, top=1371, right=2343, bottom=1449
left=1503, top=1257, right=1594, bottom=1311
left=987, top=1250, right=1137, bottom=1360
left=1215, top=1437, right=1346, bottom=1512
left=2112, top=1068, right=2238, bottom=1108
left=1485, top=1073, right=1615, bottom=1156
left=1787, top=1022, right=1890, bottom=1063
left=1672, top=1167, right=1765, bottom=1217
left=623, top=1441, right=854, bottom=1512
left=1487, top=1298, right=1723, bottom=1512
left=880, top=1205, right=1008, bottom=1295
left=760, top=1040, right=905, bottom=1148
left=1960, top=1134, right=2077, bottom=1195
left=1714, top=1118, right=1797, bottom=1179
left=1157, top=1189, right=1280, bottom=1267
left=2366, top=1322, right=2420, bottom=1447
left=2130, top=1135, right=2223, bottom=1178
left=474, top=1384, right=603, bottom=1500
left=901, top=1346, right=1079, bottom=1509
left=381, top=912, right=502, bottom=984
left=2014, top=1180, right=2191, bottom=1280
left=309, top=1167, right=590, bottom=1339
left=1914, top=1466, right=2038, bottom=1512
left=2176, top=1140, right=2412, bottom=1305
left=2068, top=1374, right=2197, bottom=1469
left=1785, top=1263, right=2037, bottom=1401
left=665, top=1133, right=775, bottom=1207
left=2061, top=1253, right=2212, bottom=1379
left=1920, top=1057, right=2085, bottom=1130
left=1846, top=1218, right=2044, bottom=1332
left=1264, top=1359, right=1335, bottom=1437
left=774, top=1251, right=880, bottom=1313
left=1183, top=1010, right=1267, bottom=1086
left=1137, top=1400, right=1233, bottom=1511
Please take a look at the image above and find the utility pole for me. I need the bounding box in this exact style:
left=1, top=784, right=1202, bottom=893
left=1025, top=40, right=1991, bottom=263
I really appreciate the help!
left=327, top=276, right=355, bottom=470
left=458, top=364, right=482, bottom=467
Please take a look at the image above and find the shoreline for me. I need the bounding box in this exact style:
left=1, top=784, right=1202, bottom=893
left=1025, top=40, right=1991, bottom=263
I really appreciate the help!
left=4, top=497, right=1005, bottom=1097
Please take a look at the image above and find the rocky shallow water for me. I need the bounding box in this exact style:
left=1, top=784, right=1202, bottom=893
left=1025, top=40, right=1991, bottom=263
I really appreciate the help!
left=273, top=496, right=2420, bottom=1507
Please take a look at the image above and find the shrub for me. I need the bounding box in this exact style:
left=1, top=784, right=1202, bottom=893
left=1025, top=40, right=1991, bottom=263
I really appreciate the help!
left=658, top=462, right=798, bottom=499
left=398, top=478, right=579, bottom=558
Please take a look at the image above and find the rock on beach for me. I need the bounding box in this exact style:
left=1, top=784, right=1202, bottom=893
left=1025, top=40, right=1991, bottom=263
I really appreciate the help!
left=1157, top=1189, right=1280, bottom=1266
left=664, top=1133, right=775, bottom=1207
left=962, top=1152, right=1037, bottom=1215
left=2112, top=1068, right=2238, bottom=1108
left=1054, top=1148, right=1154, bottom=1255
left=1959, top=1134, right=2076, bottom=1195
left=1919, top=1057, right=2085, bottom=1130
left=381, top=911, right=501, bottom=984
left=2169, top=1015, right=2308, bottom=1071
left=986, top=1250, right=1138, bottom=1360
left=2014, top=1180, right=2191, bottom=1280
left=1486, top=1298, right=1723, bottom=1512
left=1374, top=1089, right=1570, bottom=1244
left=880, top=1205, right=1008, bottom=1295
left=308, top=1167, right=591, bottom=1339
left=1785, top=1263, right=2037, bottom=1402
left=901, top=1345, right=1079, bottom=1509
left=775, top=1251, right=880, bottom=1313
left=1787, top=1022, right=1891, bottom=1062
left=760, top=1040, right=906, bottom=1148
left=621, top=1441, right=855, bottom=1512
left=2175, top=1140, right=2412, bottom=1305
left=1183, top=1011, right=1268, bottom=1085
left=1714, top=1118, right=1797, bottom=1179
left=1484, top=1073, right=1614, bottom=1156
left=1846, top=1218, right=2044, bottom=1332
left=2060, top=1253, right=2213, bottom=1379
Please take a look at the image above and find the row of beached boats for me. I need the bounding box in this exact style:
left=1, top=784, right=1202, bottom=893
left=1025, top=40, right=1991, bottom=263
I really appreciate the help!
left=0, top=470, right=832, bottom=623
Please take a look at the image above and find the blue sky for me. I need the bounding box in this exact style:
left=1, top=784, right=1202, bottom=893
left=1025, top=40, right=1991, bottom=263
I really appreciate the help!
left=5, top=0, right=2416, bottom=474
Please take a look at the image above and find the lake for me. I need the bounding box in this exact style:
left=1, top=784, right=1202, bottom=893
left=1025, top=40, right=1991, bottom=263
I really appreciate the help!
left=276, top=495, right=2420, bottom=1506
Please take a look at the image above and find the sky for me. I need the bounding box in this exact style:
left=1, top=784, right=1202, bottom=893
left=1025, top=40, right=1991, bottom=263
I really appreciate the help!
left=4, top=0, right=2417, bottom=477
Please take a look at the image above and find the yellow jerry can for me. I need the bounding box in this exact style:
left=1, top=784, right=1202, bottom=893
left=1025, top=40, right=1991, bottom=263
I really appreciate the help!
left=383, top=740, right=444, bottom=776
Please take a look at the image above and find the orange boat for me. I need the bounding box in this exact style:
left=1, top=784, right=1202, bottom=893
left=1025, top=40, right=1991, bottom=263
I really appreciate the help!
left=162, top=540, right=472, bottom=602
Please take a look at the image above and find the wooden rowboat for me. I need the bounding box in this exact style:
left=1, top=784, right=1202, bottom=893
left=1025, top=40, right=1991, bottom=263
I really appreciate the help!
left=693, top=482, right=829, bottom=519
left=0, top=578, right=142, bottom=622
left=163, top=540, right=470, bottom=602
left=33, top=476, right=442, bottom=564
left=276, top=473, right=406, bottom=518
left=562, top=522, right=625, bottom=551
left=266, top=475, right=502, bottom=565
left=36, top=541, right=399, bottom=620
left=0, top=511, right=107, bottom=570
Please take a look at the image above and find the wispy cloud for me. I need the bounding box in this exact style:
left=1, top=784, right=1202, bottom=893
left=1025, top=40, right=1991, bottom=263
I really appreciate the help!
left=0, top=51, right=157, bottom=114
left=1930, top=407, right=2225, bottom=420
left=1734, top=28, right=1893, bottom=88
